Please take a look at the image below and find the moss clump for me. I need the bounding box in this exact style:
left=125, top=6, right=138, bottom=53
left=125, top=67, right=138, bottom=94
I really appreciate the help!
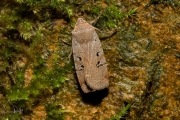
left=45, top=102, right=65, bottom=120
left=6, top=86, right=29, bottom=101
left=0, top=0, right=72, bottom=119
left=0, top=113, right=21, bottom=120
left=90, top=5, right=137, bottom=29
left=67, top=1, right=136, bottom=30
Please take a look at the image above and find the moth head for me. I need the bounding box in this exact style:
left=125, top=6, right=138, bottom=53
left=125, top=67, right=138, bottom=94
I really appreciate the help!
left=72, top=18, right=94, bottom=33
left=76, top=18, right=87, bottom=26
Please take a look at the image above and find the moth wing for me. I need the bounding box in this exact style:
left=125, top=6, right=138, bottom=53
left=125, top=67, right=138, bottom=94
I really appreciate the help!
left=72, top=36, right=93, bottom=93
left=85, top=31, right=109, bottom=90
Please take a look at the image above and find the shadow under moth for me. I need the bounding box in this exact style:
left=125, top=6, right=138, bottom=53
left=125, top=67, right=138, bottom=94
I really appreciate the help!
left=72, top=18, right=109, bottom=93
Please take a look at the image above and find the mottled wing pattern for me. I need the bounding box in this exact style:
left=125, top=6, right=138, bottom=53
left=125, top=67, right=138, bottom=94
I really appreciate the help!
left=72, top=18, right=109, bottom=93
left=72, top=34, right=93, bottom=93
left=84, top=31, right=109, bottom=90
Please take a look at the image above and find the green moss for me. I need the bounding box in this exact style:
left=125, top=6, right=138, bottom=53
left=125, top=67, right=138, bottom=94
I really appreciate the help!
left=68, top=1, right=136, bottom=30
left=0, top=39, right=17, bottom=60
left=109, top=102, right=134, bottom=120
left=0, top=0, right=73, bottom=41
left=15, top=0, right=73, bottom=17
left=18, top=20, right=34, bottom=40
left=6, top=86, right=29, bottom=101
left=94, top=5, right=137, bottom=29
left=45, top=102, right=65, bottom=120
left=0, top=113, right=21, bottom=120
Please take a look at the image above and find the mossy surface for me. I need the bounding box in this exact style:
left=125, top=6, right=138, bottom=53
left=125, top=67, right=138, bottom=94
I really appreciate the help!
left=0, top=0, right=72, bottom=119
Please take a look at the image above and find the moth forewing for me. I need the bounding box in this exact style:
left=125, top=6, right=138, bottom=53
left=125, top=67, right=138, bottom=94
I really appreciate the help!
left=84, top=31, right=109, bottom=90
left=72, top=18, right=109, bottom=93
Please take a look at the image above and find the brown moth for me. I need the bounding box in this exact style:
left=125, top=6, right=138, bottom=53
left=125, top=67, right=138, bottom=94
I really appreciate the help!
left=72, top=18, right=109, bottom=93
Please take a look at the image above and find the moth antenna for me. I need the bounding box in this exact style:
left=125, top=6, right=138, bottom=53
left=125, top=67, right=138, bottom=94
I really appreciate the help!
left=89, top=10, right=103, bottom=24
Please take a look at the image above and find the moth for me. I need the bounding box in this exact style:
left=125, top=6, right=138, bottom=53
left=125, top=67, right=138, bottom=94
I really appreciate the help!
left=72, top=18, right=109, bottom=93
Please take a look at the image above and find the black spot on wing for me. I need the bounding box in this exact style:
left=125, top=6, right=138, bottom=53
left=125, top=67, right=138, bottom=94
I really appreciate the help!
left=96, top=61, right=103, bottom=68
left=80, top=65, right=84, bottom=70
left=76, top=64, right=84, bottom=71
left=96, top=52, right=100, bottom=56
left=77, top=56, right=82, bottom=61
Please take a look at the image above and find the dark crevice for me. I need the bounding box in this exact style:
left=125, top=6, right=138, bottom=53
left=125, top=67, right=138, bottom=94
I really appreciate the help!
left=138, top=63, right=162, bottom=118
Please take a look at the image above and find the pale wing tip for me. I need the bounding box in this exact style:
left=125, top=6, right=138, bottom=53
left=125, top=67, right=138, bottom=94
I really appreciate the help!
left=86, top=79, right=109, bottom=91
left=81, top=84, right=95, bottom=93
